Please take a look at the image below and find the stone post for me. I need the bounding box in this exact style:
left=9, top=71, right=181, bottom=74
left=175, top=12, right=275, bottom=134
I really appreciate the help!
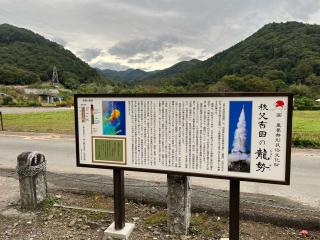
left=16, top=151, right=47, bottom=210
left=167, top=175, right=191, bottom=235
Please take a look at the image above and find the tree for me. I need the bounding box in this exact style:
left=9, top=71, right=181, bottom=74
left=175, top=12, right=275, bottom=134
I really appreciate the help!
left=264, top=70, right=286, bottom=81
left=292, top=62, right=313, bottom=84
left=294, top=97, right=315, bottom=107
left=288, top=84, right=313, bottom=97
left=61, top=72, right=80, bottom=89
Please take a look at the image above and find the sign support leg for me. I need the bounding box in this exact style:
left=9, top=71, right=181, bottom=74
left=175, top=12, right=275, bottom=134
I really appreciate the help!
left=113, top=168, right=125, bottom=230
left=229, top=179, right=240, bottom=240
left=103, top=169, right=135, bottom=240
left=0, top=112, right=3, bottom=131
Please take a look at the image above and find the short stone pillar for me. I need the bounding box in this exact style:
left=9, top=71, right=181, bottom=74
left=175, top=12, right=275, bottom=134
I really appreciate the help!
left=167, top=175, right=191, bottom=235
left=16, top=151, right=47, bottom=210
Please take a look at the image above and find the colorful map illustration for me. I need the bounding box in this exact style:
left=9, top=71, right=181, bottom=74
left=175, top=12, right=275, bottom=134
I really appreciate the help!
left=102, top=101, right=126, bottom=135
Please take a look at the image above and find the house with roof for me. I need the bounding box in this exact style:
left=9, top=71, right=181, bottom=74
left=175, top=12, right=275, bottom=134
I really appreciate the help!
left=24, top=88, right=63, bottom=104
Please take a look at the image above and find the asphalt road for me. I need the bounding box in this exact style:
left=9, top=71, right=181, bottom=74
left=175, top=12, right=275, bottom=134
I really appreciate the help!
left=0, top=132, right=319, bottom=208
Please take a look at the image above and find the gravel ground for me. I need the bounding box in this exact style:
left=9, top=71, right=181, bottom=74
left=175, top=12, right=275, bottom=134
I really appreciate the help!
left=1, top=168, right=319, bottom=239
left=0, top=189, right=319, bottom=240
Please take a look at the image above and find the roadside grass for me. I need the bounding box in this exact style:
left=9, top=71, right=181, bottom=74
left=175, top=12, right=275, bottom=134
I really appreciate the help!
left=292, top=111, right=320, bottom=148
left=2, top=110, right=74, bottom=134
left=1, top=110, right=320, bottom=147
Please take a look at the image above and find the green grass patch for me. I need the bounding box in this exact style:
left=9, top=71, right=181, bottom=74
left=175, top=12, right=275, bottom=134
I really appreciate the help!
left=189, top=213, right=224, bottom=238
left=292, top=111, right=320, bottom=148
left=2, top=110, right=74, bottom=134
left=40, top=194, right=61, bottom=214
left=1, top=110, right=320, bottom=147
left=189, top=213, right=209, bottom=236
left=144, top=210, right=166, bottom=225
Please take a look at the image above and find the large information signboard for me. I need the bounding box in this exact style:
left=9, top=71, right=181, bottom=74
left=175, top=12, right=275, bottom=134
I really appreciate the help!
left=75, top=93, right=292, bottom=185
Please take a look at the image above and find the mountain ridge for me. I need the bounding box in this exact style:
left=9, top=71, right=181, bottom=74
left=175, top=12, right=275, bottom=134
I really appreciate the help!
left=99, top=59, right=201, bottom=84
left=0, top=21, right=319, bottom=97
left=175, top=21, right=320, bottom=87
left=0, top=23, right=97, bottom=88
left=99, top=21, right=320, bottom=97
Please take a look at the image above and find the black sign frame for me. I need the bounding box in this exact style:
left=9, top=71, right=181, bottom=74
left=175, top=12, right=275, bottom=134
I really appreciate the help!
left=74, top=92, right=293, bottom=185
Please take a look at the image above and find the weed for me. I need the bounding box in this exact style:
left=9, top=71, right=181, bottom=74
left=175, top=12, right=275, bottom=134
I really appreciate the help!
left=144, top=210, right=166, bottom=225
left=39, top=194, right=60, bottom=213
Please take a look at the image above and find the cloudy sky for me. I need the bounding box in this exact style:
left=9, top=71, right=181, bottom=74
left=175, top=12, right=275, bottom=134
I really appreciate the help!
left=1, top=0, right=320, bottom=71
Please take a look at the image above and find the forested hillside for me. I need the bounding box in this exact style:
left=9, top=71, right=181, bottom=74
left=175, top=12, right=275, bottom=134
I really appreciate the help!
left=99, top=59, right=200, bottom=84
left=1, top=22, right=320, bottom=100
left=0, top=24, right=97, bottom=88
left=155, top=22, right=320, bottom=97
left=99, top=68, right=156, bottom=83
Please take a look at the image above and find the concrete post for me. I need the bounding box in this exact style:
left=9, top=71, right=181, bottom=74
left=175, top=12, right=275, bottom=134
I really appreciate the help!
left=16, top=152, right=47, bottom=210
left=167, top=175, right=191, bottom=235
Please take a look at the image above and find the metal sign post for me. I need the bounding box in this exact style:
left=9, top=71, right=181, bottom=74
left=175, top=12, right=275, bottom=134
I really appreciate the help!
left=103, top=168, right=135, bottom=240
left=113, top=168, right=125, bottom=230
left=0, top=111, right=3, bottom=131
left=229, top=179, right=240, bottom=240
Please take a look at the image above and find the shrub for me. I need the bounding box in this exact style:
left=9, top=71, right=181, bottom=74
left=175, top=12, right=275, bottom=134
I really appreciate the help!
left=2, top=96, right=14, bottom=105
left=296, top=106, right=320, bottom=110
left=26, top=100, right=41, bottom=107
left=55, top=101, right=67, bottom=107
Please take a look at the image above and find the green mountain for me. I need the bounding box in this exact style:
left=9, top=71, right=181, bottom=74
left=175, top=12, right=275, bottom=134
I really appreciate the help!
left=0, top=23, right=97, bottom=88
left=160, top=22, right=320, bottom=95
left=138, top=59, right=201, bottom=85
left=1, top=21, right=320, bottom=97
left=98, top=68, right=157, bottom=83
left=99, top=59, right=201, bottom=85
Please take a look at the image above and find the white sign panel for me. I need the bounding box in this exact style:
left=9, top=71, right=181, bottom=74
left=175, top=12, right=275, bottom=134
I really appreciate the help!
left=75, top=94, right=292, bottom=184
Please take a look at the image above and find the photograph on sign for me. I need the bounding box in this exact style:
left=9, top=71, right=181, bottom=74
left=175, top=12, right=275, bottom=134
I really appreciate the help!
left=228, top=101, right=252, bottom=173
left=75, top=94, right=292, bottom=184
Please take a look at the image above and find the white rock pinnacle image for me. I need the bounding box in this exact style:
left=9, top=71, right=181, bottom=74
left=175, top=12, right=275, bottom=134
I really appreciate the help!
left=229, top=106, right=250, bottom=164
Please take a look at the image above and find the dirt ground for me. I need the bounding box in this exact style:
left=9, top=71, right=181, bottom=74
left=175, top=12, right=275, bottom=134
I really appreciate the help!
left=0, top=189, right=319, bottom=240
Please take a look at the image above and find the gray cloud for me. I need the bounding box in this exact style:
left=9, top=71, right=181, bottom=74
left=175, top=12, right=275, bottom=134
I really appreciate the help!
left=92, top=61, right=129, bottom=71
left=128, top=53, right=164, bottom=64
left=109, top=36, right=179, bottom=58
left=78, top=48, right=102, bottom=62
left=177, top=49, right=209, bottom=62
left=285, top=0, right=320, bottom=20
left=177, top=56, right=193, bottom=62
left=0, top=0, right=320, bottom=70
left=51, top=37, right=67, bottom=46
